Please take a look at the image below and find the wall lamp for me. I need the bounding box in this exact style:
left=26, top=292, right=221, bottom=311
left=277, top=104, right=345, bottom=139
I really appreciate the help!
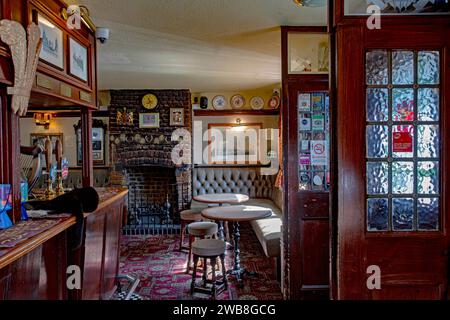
left=34, top=113, right=52, bottom=129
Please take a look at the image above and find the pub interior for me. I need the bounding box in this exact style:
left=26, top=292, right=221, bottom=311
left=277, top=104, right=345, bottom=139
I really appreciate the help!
left=0, top=0, right=449, bottom=301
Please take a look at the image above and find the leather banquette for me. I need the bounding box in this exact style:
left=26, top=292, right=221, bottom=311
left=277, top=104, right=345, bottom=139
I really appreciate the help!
left=192, top=167, right=283, bottom=258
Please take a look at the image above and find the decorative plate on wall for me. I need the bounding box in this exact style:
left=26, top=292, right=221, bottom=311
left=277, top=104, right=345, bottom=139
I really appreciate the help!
left=230, top=94, right=246, bottom=109
left=268, top=96, right=280, bottom=110
left=250, top=96, right=265, bottom=110
left=212, top=95, right=227, bottom=110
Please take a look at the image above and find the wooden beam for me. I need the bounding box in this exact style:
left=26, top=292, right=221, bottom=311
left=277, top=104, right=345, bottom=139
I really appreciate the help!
left=81, top=108, right=93, bottom=187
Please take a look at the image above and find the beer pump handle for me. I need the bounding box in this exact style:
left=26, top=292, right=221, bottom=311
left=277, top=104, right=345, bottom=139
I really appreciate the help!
left=55, top=139, right=62, bottom=170
left=44, top=138, right=53, bottom=173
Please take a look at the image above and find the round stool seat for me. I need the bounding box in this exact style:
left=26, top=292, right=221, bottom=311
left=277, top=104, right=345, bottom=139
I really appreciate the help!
left=180, top=209, right=202, bottom=221
left=192, top=239, right=226, bottom=257
left=187, top=221, right=218, bottom=237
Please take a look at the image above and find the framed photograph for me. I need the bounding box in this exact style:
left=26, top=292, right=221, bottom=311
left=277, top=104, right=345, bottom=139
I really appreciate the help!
left=170, top=108, right=184, bottom=126
left=208, top=123, right=262, bottom=165
left=74, top=120, right=106, bottom=166
left=69, top=38, right=88, bottom=82
left=38, top=14, right=64, bottom=69
left=139, top=113, right=160, bottom=128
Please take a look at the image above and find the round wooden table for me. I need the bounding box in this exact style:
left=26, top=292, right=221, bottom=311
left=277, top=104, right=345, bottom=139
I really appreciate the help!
left=193, top=193, right=249, bottom=205
left=193, top=193, right=249, bottom=240
left=201, top=205, right=272, bottom=286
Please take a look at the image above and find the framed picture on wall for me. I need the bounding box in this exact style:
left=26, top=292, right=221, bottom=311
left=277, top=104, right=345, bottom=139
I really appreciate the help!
left=38, top=14, right=64, bottom=69
left=69, top=37, right=88, bottom=82
left=74, top=119, right=107, bottom=166
left=208, top=123, right=262, bottom=165
left=139, top=113, right=160, bottom=128
left=170, top=108, right=184, bottom=126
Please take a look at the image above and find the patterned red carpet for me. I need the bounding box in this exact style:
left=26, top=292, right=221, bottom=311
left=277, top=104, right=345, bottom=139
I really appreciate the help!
left=119, top=223, right=283, bottom=300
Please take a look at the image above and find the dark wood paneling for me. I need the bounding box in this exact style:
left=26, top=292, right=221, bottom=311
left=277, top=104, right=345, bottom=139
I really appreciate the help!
left=101, top=201, right=123, bottom=300
left=336, top=24, right=366, bottom=300
left=281, top=26, right=331, bottom=300
left=7, top=247, right=42, bottom=299
left=0, top=268, right=11, bottom=300
left=302, top=220, right=329, bottom=285
left=82, top=210, right=106, bottom=300
left=81, top=108, right=93, bottom=187
left=299, top=193, right=329, bottom=219
left=39, top=231, right=68, bottom=300
left=335, top=15, right=450, bottom=300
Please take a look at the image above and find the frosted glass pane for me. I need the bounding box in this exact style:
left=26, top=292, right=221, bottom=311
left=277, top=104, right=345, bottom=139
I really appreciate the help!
left=392, top=162, right=414, bottom=194
left=367, top=88, right=388, bottom=122
left=367, top=125, right=389, bottom=158
left=418, top=161, right=439, bottom=195
left=367, top=162, right=389, bottom=195
left=392, top=51, right=414, bottom=85
left=418, top=198, right=439, bottom=231
left=418, top=88, right=439, bottom=121
left=418, top=51, right=439, bottom=84
left=392, top=125, right=414, bottom=158
left=418, top=125, right=439, bottom=158
left=367, top=198, right=388, bottom=231
left=366, top=51, right=388, bottom=85
left=392, top=198, right=414, bottom=231
left=393, top=88, right=414, bottom=121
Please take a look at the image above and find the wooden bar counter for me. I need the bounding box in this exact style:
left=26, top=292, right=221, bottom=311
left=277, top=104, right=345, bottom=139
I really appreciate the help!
left=0, top=188, right=128, bottom=300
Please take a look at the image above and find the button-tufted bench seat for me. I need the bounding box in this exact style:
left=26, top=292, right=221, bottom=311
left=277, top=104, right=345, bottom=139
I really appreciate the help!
left=191, top=167, right=283, bottom=260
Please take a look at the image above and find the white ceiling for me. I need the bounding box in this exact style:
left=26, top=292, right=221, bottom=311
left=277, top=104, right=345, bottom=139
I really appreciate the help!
left=67, top=0, right=327, bottom=92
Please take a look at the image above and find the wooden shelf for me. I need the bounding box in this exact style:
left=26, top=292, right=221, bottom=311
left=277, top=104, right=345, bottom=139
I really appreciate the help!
left=193, top=109, right=280, bottom=116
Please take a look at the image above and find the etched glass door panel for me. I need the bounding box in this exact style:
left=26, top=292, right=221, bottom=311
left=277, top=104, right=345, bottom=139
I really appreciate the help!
left=365, top=50, right=441, bottom=232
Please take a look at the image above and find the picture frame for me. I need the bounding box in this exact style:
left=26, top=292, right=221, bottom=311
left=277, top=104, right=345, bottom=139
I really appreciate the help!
left=74, top=119, right=107, bottom=166
left=208, top=123, right=262, bottom=165
left=38, top=14, right=64, bottom=69
left=169, top=108, right=184, bottom=126
left=69, top=37, right=88, bottom=82
left=139, top=113, right=160, bottom=128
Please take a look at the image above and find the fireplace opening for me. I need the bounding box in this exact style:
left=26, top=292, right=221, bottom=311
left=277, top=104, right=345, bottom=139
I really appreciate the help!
left=123, top=166, right=190, bottom=235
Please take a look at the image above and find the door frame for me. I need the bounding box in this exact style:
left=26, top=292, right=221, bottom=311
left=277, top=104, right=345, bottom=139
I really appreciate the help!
left=332, top=16, right=450, bottom=299
left=281, top=26, right=331, bottom=300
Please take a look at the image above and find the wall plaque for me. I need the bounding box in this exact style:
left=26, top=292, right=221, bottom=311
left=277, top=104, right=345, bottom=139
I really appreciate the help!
left=60, top=84, right=72, bottom=98
left=36, top=73, right=53, bottom=90
left=79, top=91, right=92, bottom=102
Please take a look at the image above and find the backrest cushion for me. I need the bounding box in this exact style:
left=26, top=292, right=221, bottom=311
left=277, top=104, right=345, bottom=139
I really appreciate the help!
left=193, top=167, right=276, bottom=199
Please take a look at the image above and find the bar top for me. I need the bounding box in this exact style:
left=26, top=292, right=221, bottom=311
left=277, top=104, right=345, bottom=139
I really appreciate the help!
left=0, top=188, right=128, bottom=270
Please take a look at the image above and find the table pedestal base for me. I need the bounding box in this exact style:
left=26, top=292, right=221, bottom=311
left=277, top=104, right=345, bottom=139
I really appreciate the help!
left=227, top=268, right=259, bottom=288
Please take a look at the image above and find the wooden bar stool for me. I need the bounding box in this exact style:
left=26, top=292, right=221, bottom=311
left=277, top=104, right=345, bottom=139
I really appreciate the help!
left=190, top=239, right=228, bottom=299
left=179, top=209, right=202, bottom=251
left=186, top=222, right=218, bottom=273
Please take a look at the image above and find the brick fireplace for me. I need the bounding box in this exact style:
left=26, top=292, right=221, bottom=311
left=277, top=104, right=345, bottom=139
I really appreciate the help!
left=109, top=90, right=192, bottom=234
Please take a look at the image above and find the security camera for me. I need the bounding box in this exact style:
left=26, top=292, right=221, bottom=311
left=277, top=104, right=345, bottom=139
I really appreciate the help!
left=96, top=27, right=110, bottom=44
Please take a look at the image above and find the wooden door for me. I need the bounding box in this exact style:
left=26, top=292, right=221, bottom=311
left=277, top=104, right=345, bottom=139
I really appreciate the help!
left=284, top=76, right=330, bottom=299
left=336, top=22, right=450, bottom=299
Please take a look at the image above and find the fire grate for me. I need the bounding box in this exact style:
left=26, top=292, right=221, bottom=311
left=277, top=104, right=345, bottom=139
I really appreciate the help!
left=122, top=182, right=190, bottom=235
